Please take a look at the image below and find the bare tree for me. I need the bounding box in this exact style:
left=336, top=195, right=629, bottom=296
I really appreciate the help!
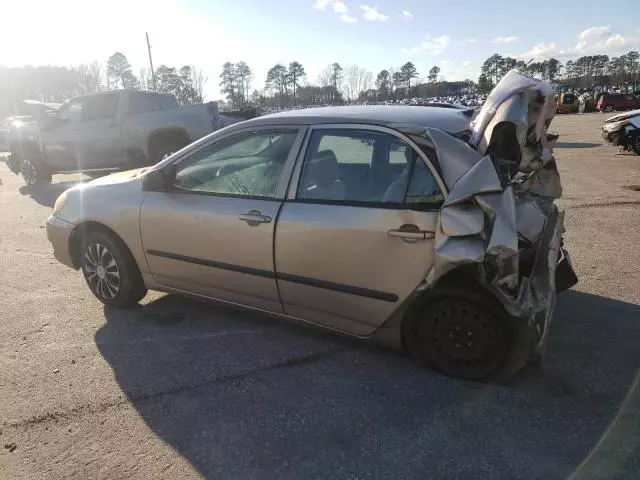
left=88, top=61, right=103, bottom=92
left=317, top=65, right=333, bottom=87
left=343, top=65, right=373, bottom=102
left=190, top=66, right=208, bottom=102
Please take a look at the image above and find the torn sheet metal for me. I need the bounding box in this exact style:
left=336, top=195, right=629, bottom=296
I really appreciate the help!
left=425, top=69, right=577, bottom=332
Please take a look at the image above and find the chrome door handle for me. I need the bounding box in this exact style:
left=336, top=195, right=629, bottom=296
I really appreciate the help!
left=388, top=228, right=435, bottom=241
left=238, top=210, right=272, bottom=226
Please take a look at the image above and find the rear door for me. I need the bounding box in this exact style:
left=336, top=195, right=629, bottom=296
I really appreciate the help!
left=73, top=93, right=126, bottom=168
left=274, top=124, right=447, bottom=336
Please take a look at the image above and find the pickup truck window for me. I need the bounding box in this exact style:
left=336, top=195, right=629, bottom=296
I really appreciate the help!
left=129, top=92, right=161, bottom=114
left=160, top=95, right=179, bottom=110
left=82, top=94, right=119, bottom=121
left=58, top=101, right=82, bottom=123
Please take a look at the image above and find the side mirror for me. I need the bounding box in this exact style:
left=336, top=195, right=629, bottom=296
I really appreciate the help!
left=141, top=165, right=176, bottom=191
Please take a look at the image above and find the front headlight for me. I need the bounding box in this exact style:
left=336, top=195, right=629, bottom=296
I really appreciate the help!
left=53, top=191, right=68, bottom=216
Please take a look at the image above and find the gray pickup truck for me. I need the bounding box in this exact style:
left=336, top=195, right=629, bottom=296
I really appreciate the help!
left=7, top=90, right=219, bottom=186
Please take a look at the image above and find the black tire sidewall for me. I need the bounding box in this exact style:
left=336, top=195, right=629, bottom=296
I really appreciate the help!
left=630, top=132, right=640, bottom=156
left=21, top=158, right=52, bottom=186
left=404, top=288, right=532, bottom=383
left=81, top=230, right=146, bottom=308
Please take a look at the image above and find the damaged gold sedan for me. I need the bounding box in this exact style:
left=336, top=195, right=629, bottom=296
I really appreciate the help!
left=46, top=70, right=577, bottom=383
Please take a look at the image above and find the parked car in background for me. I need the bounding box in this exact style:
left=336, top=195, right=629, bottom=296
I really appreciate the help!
left=601, top=108, right=640, bottom=155
left=46, top=71, right=577, bottom=383
left=7, top=90, right=219, bottom=186
left=597, top=93, right=640, bottom=112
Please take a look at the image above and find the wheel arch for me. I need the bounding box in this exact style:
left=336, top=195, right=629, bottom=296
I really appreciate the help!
left=69, top=221, right=140, bottom=275
left=147, top=128, right=191, bottom=157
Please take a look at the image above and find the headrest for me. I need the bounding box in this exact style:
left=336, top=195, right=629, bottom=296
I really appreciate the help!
left=306, top=150, right=340, bottom=186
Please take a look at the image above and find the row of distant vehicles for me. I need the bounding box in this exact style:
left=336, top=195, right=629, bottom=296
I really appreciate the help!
left=555, top=91, right=640, bottom=114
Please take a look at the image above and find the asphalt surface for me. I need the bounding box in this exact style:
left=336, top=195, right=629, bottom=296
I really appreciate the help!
left=1, top=112, right=640, bottom=479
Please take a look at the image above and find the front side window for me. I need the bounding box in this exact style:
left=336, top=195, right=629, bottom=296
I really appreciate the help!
left=297, top=129, right=443, bottom=208
left=58, top=100, right=83, bottom=123
left=174, top=130, right=297, bottom=198
left=81, top=94, right=119, bottom=121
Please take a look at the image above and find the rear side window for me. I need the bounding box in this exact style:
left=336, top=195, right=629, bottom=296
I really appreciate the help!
left=128, top=92, right=161, bottom=114
left=81, top=94, right=119, bottom=121
left=297, top=129, right=443, bottom=208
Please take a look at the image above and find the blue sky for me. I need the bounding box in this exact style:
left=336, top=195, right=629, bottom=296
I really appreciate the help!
left=3, top=0, right=640, bottom=99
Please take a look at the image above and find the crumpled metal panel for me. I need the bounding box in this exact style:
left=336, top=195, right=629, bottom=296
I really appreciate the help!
left=424, top=128, right=483, bottom=189
left=424, top=68, right=576, bottom=328
left=440, top=204, right=485, bottom=237
left=442, top=155, right=502, bottom=207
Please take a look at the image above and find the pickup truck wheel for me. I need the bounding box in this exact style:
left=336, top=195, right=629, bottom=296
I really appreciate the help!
left=603, top=105, right=614, bottom=113
left=81, top=230, right=147, bottom=308
left=630, top=133, right=640, bottom=156
left=21, top=158, right=52, bottom=186
left=404, top=293, right=532, bottom=383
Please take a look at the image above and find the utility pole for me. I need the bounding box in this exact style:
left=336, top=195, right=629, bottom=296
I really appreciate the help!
left=146, top=32, right=157, bottom=92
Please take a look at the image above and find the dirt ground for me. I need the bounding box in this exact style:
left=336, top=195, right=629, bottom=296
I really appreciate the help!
left=1, top=112, right=639, bottom=479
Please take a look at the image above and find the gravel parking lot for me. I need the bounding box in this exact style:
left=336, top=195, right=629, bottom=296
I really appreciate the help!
left=1, top=112, right=640, bottom=479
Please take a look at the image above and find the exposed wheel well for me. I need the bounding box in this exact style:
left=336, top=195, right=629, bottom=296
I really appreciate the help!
left=69, top=222, right=140, bottom=276
left=147, top=129, right=191, bottom=158
left=400, top=266, right=498, bottom=348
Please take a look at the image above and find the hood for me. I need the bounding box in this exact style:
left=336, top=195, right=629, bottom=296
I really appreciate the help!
left=83, top=168, right=149, bottom=187
left=602, top=108, right=640, bottom=124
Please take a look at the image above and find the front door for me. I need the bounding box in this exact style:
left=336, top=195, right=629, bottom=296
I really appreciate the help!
left=140, top=127, right=305, bottom=313
left=274, top=126, right=447, bottom=336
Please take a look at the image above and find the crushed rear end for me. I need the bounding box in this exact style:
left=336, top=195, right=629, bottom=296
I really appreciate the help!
left=406, top=70, right=578, bottom=359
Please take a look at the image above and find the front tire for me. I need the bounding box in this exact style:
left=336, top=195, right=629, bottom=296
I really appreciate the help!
left=403, top=292, right=532, bottom=383
left=80, top=230, right=147, bottom=308
left=630, top=132, right=640, bottom=156
left=21, top=158, right=52, bottom=186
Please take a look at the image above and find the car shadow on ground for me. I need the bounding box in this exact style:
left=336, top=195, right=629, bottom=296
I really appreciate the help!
left=96, top=290, right=640, bottom=480
left=19, top=181, right=88, bottom=207
left=554, top=142, right=601, bottom=149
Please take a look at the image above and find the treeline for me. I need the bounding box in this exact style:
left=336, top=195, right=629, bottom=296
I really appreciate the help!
left=0, top=52, right=207, bottom=117
left=477, top=51, right=640, bottom=92
left=219, top=60, right=477, bottom=110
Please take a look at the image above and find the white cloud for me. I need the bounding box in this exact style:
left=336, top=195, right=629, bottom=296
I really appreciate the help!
left=313, top=0, right=358, bottom=23
left=518, top=41, right=558, bottom=59
left=313, top=0, right=331, bottom=10
left=341, top=13, right=357, bottom=23
left=573, top=25, right=637, bottom=53
left=441, top=60, right=452, bottom=65
left=332, top=0, right=348, bottom=13
left=400, top=10, right=413, bottom=20
left=360, top=5, right=389, bottom=21
left=462, top=60, right=472, bottom=66
left=491, top=36, right=519, bottom=44
left=466, top=38, right=476, bottom=43
left=420, top=35, right=451, bottom=55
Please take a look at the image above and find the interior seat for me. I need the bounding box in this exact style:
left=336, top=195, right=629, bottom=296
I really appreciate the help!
left=300, top=150, right=346, bottom=201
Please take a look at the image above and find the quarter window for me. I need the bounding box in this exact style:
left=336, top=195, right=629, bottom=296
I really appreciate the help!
left=174, top=131, right=297, bottom=198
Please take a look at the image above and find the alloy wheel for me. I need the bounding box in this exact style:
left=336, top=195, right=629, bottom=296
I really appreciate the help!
left=421, top=304, right=507, bottom=379
left=160, top=151, right=175, bottom=160
left=82, top=242, right=121, bottom=300
left=21, top=159, right=37, bottom=186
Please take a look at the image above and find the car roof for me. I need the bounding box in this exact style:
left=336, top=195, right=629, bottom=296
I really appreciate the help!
left=235, top=105, right=472, bottom=134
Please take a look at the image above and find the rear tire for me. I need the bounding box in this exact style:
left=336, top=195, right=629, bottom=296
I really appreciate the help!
left=403, top=290, right=532, bottom=383
left=604, top=105, right=614, bottom=113
left=21, top=157, right=52, bottom=186
left=80, top=230, right=147, bottom=308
